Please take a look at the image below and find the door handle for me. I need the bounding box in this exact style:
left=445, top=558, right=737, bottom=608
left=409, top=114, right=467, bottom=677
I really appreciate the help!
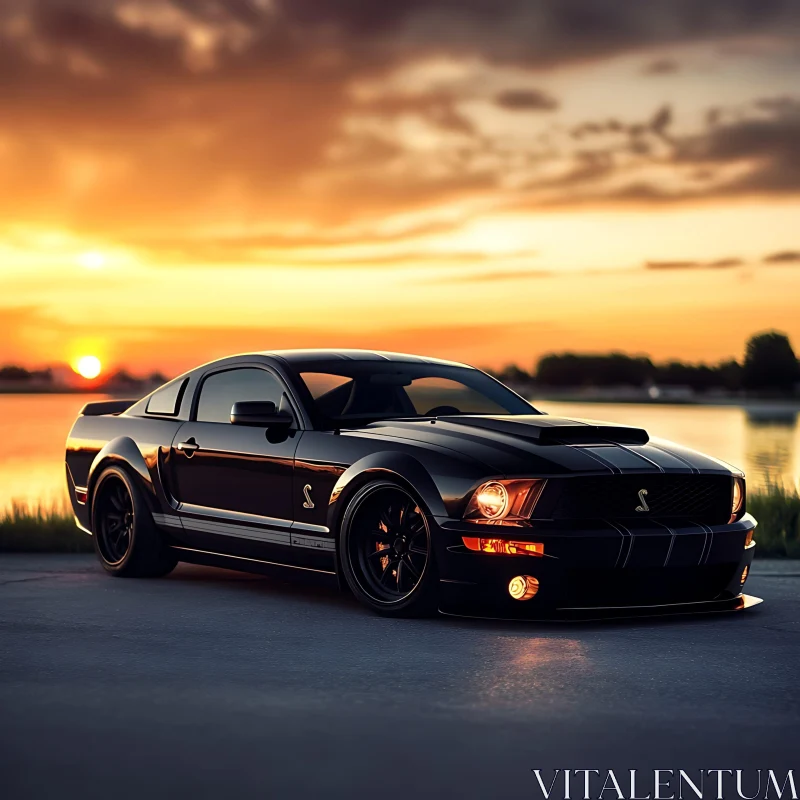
left=176, top=437, right=199, bottom=457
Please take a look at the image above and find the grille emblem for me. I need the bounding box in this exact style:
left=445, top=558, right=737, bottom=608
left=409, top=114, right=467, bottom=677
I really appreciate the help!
left=635, top=489, right=650, bottom=512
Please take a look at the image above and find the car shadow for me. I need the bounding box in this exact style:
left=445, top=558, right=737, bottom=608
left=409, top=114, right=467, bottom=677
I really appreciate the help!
left=164, top=562, right=759, bottom=634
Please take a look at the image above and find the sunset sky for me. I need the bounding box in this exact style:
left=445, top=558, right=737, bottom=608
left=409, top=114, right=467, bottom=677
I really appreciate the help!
left=2, top=0, right=800, bottom=377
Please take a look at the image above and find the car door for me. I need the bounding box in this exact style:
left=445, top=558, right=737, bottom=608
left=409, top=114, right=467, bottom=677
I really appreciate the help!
left=170, top=365, right=302, bottom=558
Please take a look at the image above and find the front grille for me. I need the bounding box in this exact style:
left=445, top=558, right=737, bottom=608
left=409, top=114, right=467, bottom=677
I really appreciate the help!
left=542, top=474, right=733, bottom=525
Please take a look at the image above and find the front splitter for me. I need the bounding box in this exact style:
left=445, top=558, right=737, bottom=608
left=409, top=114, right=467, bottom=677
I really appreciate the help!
left=438, top=593, right=763, bottom=622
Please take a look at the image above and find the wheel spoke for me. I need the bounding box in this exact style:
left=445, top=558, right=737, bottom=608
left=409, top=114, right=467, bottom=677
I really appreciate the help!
left=378, top=509, right=393, bottom=530
left=379, top=559, right=397, bottom=586
left=401, top=554, right=420, bottom=580
left=351, top=486, right=430, bottom=602
left=407, top=517, right=424, bottom=534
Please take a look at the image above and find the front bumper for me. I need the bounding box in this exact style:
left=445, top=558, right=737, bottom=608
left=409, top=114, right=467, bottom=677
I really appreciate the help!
left=432, top=513, right=758, bottom=620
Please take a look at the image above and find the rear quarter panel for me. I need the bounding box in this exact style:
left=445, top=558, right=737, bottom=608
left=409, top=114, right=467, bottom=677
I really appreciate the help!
left=66, top=413, right=184, bottom=530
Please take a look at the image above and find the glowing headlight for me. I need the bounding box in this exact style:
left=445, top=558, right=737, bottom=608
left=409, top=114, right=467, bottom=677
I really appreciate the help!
left=732, top=477, right=745, bottom=514
left=474, top=482, right=508, bottom=519
left=464, top=479, right=546, bottom=521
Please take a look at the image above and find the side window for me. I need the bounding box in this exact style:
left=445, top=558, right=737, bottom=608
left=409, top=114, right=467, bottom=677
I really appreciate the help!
left=196, top=368, right=285, bottom=424
left=146, top=377, right=188, bottom=416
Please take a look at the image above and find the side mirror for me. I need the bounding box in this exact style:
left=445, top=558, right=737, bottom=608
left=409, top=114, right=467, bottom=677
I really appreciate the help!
left=230, top=401, right=293, bottom=428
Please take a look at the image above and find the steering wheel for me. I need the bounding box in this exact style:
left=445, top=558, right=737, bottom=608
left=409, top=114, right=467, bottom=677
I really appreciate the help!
left=424, top=405, right=461, bottom=417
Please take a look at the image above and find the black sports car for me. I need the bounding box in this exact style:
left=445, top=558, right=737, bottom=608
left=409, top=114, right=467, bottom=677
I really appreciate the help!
left=65, top=349, right=759, bottom=619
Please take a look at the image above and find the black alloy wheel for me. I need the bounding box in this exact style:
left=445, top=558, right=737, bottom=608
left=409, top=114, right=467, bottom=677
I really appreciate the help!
left=91, top=466, right=177, bottom=578
left=96, top=476, right=134, bottom=565
left=341, top=482, right=438, bottom=616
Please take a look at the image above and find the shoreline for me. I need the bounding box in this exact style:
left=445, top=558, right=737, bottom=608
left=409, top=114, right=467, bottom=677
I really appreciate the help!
left=2, top=388, right=800, bottom=410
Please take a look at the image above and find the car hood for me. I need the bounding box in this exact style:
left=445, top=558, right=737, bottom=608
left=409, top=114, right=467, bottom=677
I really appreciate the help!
left=355, top=414, right=740, bottom=477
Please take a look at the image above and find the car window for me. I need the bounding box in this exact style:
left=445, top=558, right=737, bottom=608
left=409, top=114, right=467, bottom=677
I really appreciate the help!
left=293, top=362, right=535, bottom=428
left=405, top=377, right=507, bottom=415
left=146, top=377, right=188, bottom=416
left=196, top=368, right=285, bottom=424
left=302, top=372, right=353, bottom=399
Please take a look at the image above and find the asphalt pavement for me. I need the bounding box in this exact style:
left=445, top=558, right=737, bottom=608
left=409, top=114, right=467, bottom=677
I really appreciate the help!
left=1, top=554, right=798, bottom=799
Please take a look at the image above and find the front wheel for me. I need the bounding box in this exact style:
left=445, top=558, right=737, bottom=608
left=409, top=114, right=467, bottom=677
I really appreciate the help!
left=339, top=481, right=438, bottom=617
left=91, top=466, right=177, bottom=578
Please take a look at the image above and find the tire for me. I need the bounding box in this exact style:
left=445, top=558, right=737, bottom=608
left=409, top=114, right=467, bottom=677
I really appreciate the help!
left=91, top=466, right=177, bottom=578
left=339, top=480, right=438, bottom=617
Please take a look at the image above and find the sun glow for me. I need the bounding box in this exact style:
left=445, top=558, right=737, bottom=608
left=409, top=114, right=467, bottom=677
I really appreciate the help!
left=77, top=251, right=106, bottom=269
left=74, top=355, right=102, bottom=380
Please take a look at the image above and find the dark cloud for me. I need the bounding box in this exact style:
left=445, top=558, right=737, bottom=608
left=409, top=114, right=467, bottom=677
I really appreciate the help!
left=764, top=250, right=800, bottom=263
left=645, top=258, right=745, bottom=271
left=1, top=0, right=800, bottom=245
left=494, top=89, right=559, bottom=112
left=643, top=57, right=679, bottom=75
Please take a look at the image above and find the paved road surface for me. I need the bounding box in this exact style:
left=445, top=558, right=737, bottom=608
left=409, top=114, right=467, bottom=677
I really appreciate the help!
left=1, top=555, right=798, bottom=799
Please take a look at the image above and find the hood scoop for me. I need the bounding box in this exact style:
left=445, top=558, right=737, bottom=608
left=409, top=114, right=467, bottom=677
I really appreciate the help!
left=439, top=415, right=649, bottom=446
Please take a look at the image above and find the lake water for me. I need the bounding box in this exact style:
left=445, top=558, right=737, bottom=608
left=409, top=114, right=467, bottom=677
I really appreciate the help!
left=0, top=394, right=798, bottom=513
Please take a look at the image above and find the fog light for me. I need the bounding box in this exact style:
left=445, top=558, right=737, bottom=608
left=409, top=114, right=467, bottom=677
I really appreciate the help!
left=508, top=575, right=539, bottom=601
left=463, top=537, right=544, bottom=556
left=745, top=529, right=754, bottom=547
left=741, top=566, right=749, bottom=583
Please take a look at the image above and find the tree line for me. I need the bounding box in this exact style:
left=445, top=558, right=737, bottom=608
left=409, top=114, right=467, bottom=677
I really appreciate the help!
left=492, top=331, right=800, bottom=393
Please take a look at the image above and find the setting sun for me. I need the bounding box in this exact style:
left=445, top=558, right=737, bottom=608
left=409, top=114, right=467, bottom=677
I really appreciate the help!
left=77, top=251, right=106, bottom=270
left=74, top=355, right=102, bottom=380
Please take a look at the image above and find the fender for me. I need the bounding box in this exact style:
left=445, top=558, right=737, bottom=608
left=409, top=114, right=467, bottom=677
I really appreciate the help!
left=87, top=436, right=158, bottom=508
left=326, top=450, right=448, bottom=535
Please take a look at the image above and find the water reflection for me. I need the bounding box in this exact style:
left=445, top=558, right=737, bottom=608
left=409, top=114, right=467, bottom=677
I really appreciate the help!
left=0, top=395, right=798, bottom=512
left=744, top=410, right=798, bottom=490
left=538, top=401, right=800, bottom=493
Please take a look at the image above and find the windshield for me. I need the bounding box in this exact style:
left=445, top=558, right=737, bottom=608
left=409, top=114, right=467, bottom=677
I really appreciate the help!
left=287, top=360, right=536, bottom=429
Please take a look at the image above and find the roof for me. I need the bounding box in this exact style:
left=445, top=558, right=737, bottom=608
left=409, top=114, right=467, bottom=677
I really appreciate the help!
left=260, top=349, right=473, bottom=368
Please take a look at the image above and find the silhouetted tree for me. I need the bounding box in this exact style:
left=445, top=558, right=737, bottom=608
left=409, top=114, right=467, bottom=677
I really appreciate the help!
left=0, top=366, right=31, bottom=381
left=742, top=331, right=799, bottom=391
left=497, top=364, right=532, bottom=384
left=536, top=353, right=654, bottom=387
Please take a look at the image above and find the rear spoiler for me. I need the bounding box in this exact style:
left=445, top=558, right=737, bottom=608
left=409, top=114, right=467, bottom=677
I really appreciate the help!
left=80, top=399, right=137, bottom=417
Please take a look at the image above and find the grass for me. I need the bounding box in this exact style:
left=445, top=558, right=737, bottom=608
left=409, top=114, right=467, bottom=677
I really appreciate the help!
left=1, top=485, right=799, bottom=556
left=0, top=501, right=93, bottom=553
left=747, top=483, right=800, bottom=558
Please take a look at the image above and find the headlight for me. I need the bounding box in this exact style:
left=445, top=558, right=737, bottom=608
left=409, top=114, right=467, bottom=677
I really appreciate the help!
left=732, top=477, right=745, bottom=515
left=474, top=482, right=508, bottom=519
left=464, top=479, right=546, bottom=521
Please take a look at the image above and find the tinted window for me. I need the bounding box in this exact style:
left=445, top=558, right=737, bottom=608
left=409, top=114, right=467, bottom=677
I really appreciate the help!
left=292, top=361, right=535, bottom=428
left=146, top=377, right=187, bottom=416
left=405, top=377, right=507, bottom=415
left=196, top=368, right=285, bottom=424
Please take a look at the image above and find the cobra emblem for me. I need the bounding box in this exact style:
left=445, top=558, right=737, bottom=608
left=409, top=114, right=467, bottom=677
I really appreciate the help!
left=635, top=488, right=650, bottom=512
left=302, top=484, right=315, bottom=509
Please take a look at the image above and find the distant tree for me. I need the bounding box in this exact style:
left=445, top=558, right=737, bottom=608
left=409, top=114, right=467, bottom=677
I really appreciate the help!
left=497, top=364, right=531, bottom=384
left=0, top=366, right=31, bottom=381
left=536, top=353, right=654, bottom=387
left=716, top=359, right=743, bottom=392
left=742, top=331, right=799, bottom=391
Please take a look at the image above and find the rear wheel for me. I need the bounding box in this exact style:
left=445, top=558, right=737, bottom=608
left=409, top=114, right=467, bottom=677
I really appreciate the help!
left=92, top=466, right=177, bottom=578
left=339, top=481, right=438, bottom=617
